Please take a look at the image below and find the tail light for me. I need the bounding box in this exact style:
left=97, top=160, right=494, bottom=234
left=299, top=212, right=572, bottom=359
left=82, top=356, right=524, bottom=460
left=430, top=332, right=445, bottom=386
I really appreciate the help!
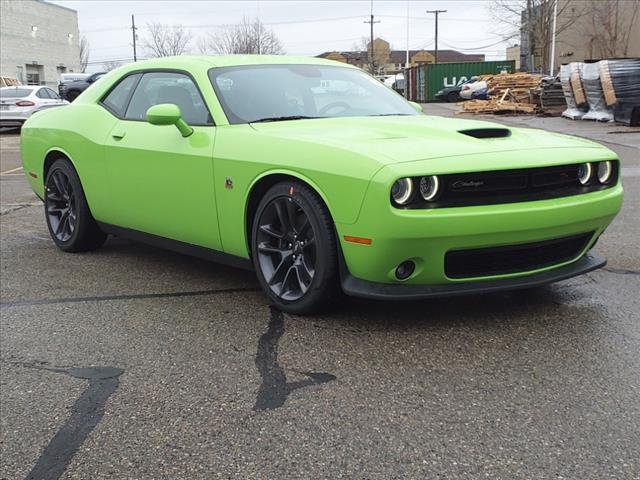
left=462, top=85, right=470, bottom=91
left=16, top=100, right=36, bottom=107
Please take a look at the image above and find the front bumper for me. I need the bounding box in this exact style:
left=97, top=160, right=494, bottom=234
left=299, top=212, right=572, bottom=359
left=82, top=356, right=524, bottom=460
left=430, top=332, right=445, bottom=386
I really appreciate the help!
left=341, top=252, right=605, bottom=300
left=335, top=147, right=623, bottom=289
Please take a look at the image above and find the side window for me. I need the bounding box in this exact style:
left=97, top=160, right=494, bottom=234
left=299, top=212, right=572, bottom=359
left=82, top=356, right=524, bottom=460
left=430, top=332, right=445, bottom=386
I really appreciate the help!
left=36, top=89, right=48, bottom=99
left=101, top=73, right=141, bottom=117
left=45, top=88, right=60, bottom=99
left=124, top=72, right=212, bottom=125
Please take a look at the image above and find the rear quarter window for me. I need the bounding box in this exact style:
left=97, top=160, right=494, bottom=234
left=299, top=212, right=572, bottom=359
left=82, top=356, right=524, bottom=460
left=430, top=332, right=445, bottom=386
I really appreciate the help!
left=100, top=74, right=141, bottom=117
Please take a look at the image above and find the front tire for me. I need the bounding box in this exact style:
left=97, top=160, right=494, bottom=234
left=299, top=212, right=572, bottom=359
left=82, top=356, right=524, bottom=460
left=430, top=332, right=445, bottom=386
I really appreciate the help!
left=251, top=181, right=340, bottom=315
left=44, top=158, right=106, bottom=252
left=66, top=90, right=80, bottom=102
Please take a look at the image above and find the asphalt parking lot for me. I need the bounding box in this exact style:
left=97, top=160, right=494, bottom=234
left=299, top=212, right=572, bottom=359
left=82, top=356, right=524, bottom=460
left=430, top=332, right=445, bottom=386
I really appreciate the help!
left=1, top=107, right=639, bottom=479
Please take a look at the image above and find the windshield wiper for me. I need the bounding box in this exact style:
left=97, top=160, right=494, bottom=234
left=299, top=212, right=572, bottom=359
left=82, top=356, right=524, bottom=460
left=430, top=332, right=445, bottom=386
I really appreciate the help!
left=250, top=115, right=318, bottom=123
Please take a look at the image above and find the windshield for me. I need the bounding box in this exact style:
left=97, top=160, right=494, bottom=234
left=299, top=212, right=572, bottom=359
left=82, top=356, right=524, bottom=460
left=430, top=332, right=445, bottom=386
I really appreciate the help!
left=209, top=64, right=418, bottom=124
left=0, top=88, right=32, bottom=98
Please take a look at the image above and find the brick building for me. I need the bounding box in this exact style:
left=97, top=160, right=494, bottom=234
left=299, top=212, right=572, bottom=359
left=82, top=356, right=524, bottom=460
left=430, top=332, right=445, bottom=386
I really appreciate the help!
left=317, top=38, right=484, bottom=75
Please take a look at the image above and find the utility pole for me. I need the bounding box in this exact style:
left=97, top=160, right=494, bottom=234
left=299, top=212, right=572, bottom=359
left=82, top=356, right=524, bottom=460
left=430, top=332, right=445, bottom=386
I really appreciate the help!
left=549, top=0, right=558, bottom=75
left=426, top=9, right=446, bottom=64
left=405, top=0, right=410, bottom=68
left=364, top=0, right=380, bottom=74
left=131, top=14, right=137, bottom=62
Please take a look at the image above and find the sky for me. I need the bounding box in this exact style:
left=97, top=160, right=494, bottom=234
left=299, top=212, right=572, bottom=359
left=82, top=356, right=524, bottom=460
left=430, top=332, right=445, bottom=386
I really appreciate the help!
left=49, top=0, right=517, bottom=72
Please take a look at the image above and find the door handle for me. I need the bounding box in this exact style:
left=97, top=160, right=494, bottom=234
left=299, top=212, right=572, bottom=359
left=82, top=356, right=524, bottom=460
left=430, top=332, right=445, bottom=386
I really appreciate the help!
left=111, top=130, right=126, bottom=140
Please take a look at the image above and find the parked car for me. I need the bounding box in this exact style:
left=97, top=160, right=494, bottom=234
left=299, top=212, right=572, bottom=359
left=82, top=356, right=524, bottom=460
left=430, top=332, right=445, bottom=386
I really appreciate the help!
left=20, top=56, right=623, bottom=314
left=471, top=87, right=489, bottom=100
left=460, top=80, right=488, bottom=100
left=0, top=76, right=21, bottom=87
left=435, top=76, right=479, bottom=102
left=0, top=86, right=68, bottom=128
left=58, top=72, right=106, bottom=102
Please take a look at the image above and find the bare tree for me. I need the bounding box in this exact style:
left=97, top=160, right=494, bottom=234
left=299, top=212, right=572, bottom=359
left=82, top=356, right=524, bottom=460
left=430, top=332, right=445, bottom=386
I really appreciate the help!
left=102, top=60, right=123, bottom=72
left=584, top=0, right=640, bottom=58
left=79, top=36, right=90, bottom=73
left=488, top=0, right=587, bottom=72
left=143, top=22, right=191, bottom=57
left=199, top=17, right=284, bottom=55
left=352, top=37, right=391, bottom=75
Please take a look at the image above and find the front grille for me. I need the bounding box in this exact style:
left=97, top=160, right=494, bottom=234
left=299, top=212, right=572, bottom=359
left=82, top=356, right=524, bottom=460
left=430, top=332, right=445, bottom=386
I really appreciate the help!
left=396, top=162, right=618, bottom=209
left=445, top=232, right=594, bottom=279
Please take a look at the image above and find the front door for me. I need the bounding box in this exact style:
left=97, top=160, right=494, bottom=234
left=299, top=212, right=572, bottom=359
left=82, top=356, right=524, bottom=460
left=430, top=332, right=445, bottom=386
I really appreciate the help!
left=103, top=71, right=221, bottom=250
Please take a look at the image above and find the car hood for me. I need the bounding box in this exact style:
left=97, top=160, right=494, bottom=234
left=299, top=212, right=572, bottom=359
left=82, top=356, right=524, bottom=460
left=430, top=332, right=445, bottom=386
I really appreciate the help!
left=249, top=115, right=605, bottom=165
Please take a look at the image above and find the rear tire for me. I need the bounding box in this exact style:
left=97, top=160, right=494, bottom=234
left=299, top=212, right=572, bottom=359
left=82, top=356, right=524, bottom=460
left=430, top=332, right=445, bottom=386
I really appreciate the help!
left=447, top=91, right=459, bottom=103
left=44, top=158, right=106, bottom=252
left=251, top=181, right=341, bottom=315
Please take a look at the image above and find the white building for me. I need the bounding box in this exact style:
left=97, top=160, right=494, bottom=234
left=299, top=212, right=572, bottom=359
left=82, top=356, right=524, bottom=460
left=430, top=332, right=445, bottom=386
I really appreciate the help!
left=0, top=0, right=80, bottom=87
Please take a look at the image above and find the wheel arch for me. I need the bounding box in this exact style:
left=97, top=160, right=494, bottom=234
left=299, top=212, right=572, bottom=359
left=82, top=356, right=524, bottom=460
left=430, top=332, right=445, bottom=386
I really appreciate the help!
left=244, top=170, right=334, bottom=254
left=43, top=147, right=76, bottom=181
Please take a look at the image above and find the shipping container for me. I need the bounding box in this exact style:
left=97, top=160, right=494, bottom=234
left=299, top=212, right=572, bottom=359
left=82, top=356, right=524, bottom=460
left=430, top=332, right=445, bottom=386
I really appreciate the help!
left=405, top=61, right=516, bottom=102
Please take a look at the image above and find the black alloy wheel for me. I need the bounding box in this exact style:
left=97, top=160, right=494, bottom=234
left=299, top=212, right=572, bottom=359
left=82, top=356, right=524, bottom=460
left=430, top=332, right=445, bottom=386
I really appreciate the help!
left=44, top=159, right=106, bottom=252
left=46, top=168, right=77, bottom=242
left=447, top=90, right=459, bottom=103
left=256, top=196, right=316, bottom=301
left=252, top=181, right=340, bottom=314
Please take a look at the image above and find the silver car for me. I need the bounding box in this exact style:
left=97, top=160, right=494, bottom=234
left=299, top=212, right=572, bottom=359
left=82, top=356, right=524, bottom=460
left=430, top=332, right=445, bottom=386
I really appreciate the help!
left=0, top=86, right=69, bottom=127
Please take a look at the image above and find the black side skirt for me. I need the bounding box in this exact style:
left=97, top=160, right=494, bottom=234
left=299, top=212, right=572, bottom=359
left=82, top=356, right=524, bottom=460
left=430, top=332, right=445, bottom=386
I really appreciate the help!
left=97, top=222, right=253, bottom=271
left=339, top=252, right=606, bottom=301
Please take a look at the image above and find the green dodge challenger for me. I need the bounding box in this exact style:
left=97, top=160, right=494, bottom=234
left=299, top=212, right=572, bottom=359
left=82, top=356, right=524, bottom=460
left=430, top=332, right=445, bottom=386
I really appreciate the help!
left=20, top=56, right=623, bottom=313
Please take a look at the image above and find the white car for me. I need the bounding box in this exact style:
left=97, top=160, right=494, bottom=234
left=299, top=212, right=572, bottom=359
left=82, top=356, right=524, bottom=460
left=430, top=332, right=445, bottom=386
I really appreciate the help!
left=459, top=78, right=487, bottom=100
left=0, top=86, right=69, bottom=127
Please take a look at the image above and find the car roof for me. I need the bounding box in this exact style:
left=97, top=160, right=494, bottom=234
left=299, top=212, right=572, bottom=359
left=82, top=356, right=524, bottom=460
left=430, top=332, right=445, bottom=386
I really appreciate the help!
left=0, top=85, right=41, bottom=90
left=120, top=55, right=358, bottom=70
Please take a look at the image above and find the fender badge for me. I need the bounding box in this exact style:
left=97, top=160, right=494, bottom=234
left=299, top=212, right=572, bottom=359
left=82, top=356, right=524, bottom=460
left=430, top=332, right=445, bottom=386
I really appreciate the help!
left=225, top=177, right=233, bottom=189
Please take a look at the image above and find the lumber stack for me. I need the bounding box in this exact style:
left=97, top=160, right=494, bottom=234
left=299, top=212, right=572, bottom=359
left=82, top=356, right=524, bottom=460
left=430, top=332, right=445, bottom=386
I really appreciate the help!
left=462, top=91, right=537, bottom=114
left=599, top=58, right=640, bottom=125
left=461, top=72, right=542, bottom=114
left=479, top=72, right=543, bottom=103
left=537, top=77, right=566, bottom=114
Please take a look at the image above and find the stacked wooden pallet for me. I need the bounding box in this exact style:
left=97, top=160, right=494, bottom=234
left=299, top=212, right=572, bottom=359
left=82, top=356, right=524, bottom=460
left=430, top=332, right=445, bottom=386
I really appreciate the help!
left=480, top=72, right=543, bottom=102
left=462, top=98, right=537, bottom=114
left=461, top=72, right=543, bottom=114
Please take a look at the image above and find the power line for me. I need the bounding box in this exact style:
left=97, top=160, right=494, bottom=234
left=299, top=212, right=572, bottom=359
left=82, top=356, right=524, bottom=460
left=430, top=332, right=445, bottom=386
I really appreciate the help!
left=81, top=15, right=365, bottom=34
left=440, top=38, right=508, bottom=51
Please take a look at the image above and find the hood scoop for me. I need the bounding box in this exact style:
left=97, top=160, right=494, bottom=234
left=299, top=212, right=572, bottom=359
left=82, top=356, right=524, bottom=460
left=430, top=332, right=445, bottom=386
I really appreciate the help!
left=458, top=128, right=512, bottom=139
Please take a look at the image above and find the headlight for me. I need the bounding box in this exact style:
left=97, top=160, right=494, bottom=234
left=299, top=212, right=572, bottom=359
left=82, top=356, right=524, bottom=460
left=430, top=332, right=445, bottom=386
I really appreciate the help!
left=597, top=161, right=613, bottom=184
left=577, top=163, right=592, bottom=185
left=391, top=178, right=413, bottom=205
left=419, top=175, right=440, bottom=201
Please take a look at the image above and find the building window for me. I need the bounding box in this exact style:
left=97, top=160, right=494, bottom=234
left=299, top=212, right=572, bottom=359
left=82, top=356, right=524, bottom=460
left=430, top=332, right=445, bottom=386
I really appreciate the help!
left=26, top=64, right=44, bottom=85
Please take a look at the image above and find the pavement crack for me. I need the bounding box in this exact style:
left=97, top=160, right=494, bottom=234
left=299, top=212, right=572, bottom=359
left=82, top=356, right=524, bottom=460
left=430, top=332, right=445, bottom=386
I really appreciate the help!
left=253, top=306, right=336, bottom=412
left=0, top=202, right=40, bottom=215
left=10, top=361, right=124, bottom=480
left=0, top=287, right=261, bottom=308
left=602, top=267, right=640, bottom=276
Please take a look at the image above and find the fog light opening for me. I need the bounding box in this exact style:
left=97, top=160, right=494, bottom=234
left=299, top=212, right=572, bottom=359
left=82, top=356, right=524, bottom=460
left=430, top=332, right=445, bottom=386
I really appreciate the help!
left=395, top=260, right=416, bottom=280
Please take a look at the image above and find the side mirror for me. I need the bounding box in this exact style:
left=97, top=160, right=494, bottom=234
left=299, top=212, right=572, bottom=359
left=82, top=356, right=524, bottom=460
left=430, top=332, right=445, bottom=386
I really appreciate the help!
left=146, top=103, right=193, bottom=137
left=408, top=101, right=423, bottom=113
